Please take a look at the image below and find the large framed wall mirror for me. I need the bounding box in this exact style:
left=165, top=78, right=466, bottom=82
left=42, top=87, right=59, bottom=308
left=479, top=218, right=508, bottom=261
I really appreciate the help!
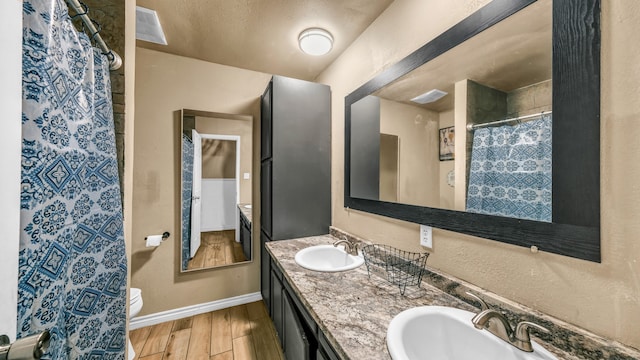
left=345, top=0, right=601, bottom=261
left=180, top=109, right=254, bottom=272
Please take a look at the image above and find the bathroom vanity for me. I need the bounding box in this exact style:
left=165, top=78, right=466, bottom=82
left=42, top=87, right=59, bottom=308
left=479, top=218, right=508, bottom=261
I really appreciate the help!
left=269, top=254, right=341, bottom=360
left=264, top=232, right=640, bottom=360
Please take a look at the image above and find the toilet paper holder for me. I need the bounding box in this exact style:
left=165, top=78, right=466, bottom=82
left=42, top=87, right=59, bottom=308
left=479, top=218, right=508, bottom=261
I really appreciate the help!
left=144, top=232, right=170, bottom=241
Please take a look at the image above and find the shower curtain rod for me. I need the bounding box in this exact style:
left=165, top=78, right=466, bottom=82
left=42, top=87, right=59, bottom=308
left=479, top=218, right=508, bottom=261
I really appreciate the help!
left=466, top=111, right=552, bottom=131
left=65, top=0, right=122, bottom=70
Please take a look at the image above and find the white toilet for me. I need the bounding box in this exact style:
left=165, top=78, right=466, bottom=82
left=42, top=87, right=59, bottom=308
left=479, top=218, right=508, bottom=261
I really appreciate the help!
left=128, top=288, right=143, bottom=360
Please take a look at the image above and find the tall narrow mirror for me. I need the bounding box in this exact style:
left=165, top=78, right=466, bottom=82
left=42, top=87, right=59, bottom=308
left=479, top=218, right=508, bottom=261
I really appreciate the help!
left=180, top=110, right=253, bottom=272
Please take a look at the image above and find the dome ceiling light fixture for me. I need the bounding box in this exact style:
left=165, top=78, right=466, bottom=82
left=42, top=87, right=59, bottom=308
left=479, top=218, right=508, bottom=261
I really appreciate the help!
left=298, top=28, right=334, bottom=56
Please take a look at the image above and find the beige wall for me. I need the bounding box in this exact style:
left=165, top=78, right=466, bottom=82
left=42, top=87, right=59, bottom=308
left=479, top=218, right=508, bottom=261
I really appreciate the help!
left=132, top=47, right=270, bottom=315
left=379, top=133, right=399, bottom=202
left=196, top=116, right=253, bottom=203
left=379, top=98, right=439, bottom=207
left=438, top=110, right=454, bottom=209
left=200, top=139, right=236, bottom=179
left=317, top=0, right=640, bottom=349
left=453, top=79, right=470, bottom=210
left=507, top=79, right=552, bottom=117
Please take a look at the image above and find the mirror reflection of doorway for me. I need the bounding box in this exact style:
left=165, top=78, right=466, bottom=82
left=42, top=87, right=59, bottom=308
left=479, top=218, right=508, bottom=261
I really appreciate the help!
left=188, top=134, right=243, bottom=269
left=380, top=133, right=399, bottom=202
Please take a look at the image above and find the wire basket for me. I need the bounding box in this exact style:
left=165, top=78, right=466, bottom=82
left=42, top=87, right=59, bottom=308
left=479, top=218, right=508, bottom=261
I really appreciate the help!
left=361, top=244, right=429, bottom=295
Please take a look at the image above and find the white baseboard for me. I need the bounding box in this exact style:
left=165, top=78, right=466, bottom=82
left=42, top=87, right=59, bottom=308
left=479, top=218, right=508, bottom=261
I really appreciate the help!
left=129, top=292, right=263, bottom=330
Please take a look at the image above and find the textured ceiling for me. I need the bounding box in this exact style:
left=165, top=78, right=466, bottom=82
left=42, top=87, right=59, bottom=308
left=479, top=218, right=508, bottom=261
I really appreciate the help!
left=136, top=0, right=394, bottom=80
left=375, top=0, right=552, bottom=112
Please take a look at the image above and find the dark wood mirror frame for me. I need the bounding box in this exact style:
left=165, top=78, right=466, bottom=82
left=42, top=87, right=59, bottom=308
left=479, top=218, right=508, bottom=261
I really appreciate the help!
left=344, top=0, right=601, bottom=262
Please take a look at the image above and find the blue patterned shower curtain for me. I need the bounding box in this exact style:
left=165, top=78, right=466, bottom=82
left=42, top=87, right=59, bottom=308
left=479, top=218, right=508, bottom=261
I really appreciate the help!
left=181, top=134, right=194, bottom=270
left=19, top=1, right=127, bottom=358
left=466, top=115, right=552, bottom=222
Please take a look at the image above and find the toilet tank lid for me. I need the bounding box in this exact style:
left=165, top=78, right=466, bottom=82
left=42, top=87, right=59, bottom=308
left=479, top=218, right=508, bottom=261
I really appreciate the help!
left=130, top=287, right=141, bottom=301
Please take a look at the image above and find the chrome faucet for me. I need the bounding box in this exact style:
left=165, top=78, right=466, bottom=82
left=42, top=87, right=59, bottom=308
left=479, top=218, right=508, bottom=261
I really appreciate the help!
left=468, top=293, right=550, bottom=352
left=472, top=309, right=515, bottom=343
left=333, top=239, right=358, bottom=255
left=512, top=321, right=552, bottom=352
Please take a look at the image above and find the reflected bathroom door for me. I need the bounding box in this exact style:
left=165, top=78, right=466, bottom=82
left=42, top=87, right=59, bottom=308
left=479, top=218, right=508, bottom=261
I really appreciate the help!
left=190, top=130, right=202, bottom=257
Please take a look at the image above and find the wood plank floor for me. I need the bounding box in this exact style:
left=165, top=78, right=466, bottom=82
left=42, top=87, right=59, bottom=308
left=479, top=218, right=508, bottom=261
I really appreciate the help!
left=187, top=230, right=247, bottom=270
left=130, top=301, right=283, bottom=360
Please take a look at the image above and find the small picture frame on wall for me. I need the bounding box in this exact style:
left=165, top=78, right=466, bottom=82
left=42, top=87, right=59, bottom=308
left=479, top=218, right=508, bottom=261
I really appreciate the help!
left=439, top=127, right=455, bottom=161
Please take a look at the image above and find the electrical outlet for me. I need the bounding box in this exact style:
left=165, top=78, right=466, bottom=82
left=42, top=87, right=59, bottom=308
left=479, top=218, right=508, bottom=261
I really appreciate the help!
left=420, top=225, right=432, bottom=248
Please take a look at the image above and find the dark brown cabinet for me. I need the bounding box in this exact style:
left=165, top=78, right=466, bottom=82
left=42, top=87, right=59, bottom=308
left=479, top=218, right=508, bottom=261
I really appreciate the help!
left=260, top=75, right=331, bottom=318
left=271, top=262, right=284, bottom=342
left=239, top=209, right=251, bottom=261
left=267, top=251, right=337, bottom=360
left=259, top=75, right=331, bottom=242
left=260, top=231, right=271, bottom=310
left=283, top=290, right=311, bottom=360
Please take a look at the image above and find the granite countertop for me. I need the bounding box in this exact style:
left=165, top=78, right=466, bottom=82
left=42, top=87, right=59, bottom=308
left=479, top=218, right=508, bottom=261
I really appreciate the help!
left=266, top=235, right=579, bottom=360
left=238, top=203, right=252, bottom=224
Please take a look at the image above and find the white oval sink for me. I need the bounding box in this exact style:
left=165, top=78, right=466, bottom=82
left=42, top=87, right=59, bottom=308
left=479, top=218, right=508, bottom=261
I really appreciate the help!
left=243, top=204, right=252, bottom=209
left=295, top=245, right=364, bottom=272
left=387, top=306, right=557, bottom=360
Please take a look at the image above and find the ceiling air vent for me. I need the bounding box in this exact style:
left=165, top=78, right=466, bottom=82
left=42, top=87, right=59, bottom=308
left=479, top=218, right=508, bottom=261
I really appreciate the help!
left=410, top=89, right=448, bottom=104
left=136, top=6, right=168, bottom=45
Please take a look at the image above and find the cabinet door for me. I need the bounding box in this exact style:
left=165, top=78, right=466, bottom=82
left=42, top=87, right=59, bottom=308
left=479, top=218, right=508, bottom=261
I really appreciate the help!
left=269, top=76, right=331, bottom=240
left=241, top=219, right=251, bottom=260
left=260, top=160, right=272, bottom=237
left=283, top=280, right=316, bottom=334
left=283, top=291, right=310, bottom=360
left=260, top=231, right=271, bottom=312
left=271, top=266, right=284, bottom=345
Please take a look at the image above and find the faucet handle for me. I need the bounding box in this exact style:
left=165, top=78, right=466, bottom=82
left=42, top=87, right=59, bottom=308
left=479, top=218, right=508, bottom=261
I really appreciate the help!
left=514, top=321, right=550, bottom=342
left=466, top=292, right=489, bottom=311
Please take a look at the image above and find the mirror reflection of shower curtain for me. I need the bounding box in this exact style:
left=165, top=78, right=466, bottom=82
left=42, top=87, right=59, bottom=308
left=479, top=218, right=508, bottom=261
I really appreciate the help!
left=19, top=1, right=127, bottom=357
left=181, top=134, right=194, bottom=269
left=190, top=130, right=202, bottom=257
left=466, top=115, right=552, bottom=222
